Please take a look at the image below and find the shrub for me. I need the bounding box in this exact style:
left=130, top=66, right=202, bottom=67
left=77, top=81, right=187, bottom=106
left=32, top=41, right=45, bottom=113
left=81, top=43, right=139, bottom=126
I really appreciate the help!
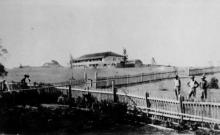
left=0, top=63, right=7, bottom=76
left=209, top=77, right=219, bottom=89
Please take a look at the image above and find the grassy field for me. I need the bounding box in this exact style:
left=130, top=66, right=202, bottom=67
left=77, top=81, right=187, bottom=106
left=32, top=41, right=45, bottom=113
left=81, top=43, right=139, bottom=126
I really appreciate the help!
left=6, top=66, right=220, bottom=102
left=119, top=73, right=220, bottom=102
left=6, top=66, right=174, bottom=83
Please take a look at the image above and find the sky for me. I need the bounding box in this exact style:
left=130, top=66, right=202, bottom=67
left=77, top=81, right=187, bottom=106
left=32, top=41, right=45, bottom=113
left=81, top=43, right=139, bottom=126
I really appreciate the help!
left=1, top=0, right=220, bottom=68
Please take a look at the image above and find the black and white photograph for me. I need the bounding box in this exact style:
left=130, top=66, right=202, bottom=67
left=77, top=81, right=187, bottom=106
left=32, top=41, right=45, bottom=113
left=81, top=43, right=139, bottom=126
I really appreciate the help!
left=1, top=0, right=220, bottom=134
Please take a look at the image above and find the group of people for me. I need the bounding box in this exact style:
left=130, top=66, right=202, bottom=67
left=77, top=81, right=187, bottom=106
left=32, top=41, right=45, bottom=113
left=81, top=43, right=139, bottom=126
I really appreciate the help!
left=0, top=74, right=31, bottom=92
left=174, top=74, right=208, bottom=101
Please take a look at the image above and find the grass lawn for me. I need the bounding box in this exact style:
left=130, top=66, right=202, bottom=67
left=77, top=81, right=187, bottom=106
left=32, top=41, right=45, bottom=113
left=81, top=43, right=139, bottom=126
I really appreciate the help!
left=6, top=66, right=174, bottom=83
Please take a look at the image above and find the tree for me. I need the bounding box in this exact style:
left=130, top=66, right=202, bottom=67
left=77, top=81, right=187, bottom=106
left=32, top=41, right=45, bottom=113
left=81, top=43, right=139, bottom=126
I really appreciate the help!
left=0, top=63, right=7, bottom=77
left=209, top=77, right=219, bottom=89
left=0, top=39, right=8, bottom=77
left=51, top=60, right=60, bottom=65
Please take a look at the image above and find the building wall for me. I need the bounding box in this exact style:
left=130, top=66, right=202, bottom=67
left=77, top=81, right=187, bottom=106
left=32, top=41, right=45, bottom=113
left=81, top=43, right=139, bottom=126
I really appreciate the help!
left=73, top=56, right=123, bottom=68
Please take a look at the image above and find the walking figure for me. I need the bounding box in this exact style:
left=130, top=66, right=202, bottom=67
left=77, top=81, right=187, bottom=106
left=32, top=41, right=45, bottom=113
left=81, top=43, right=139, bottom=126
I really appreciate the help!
left=200, top=74, right=208, bottom=101
left=174, top=75, right=181, bottom=100
left=187, top=76, right=199, bottom=100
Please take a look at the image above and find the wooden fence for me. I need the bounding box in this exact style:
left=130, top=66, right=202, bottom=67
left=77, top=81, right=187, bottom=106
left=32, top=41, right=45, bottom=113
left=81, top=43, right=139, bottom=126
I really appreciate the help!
left=189, top=66, right=220, bottom=76
left=95, top=66, right=220, bottom=88
left=96, top=71, right=177, bottom=88
left=6, top=79, right=86, bottom=91
left=146, top=96, right=220, bottom=124
left=56, top=86, right=220, bottom=125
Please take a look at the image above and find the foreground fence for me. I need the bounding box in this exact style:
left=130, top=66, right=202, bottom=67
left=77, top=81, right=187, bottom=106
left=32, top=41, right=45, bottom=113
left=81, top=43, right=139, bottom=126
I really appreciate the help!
left=2, top=85, right=220, bottom=126
left=56, top=86, right=220, bottom=125
left=146, top=96, right=220, bottom=124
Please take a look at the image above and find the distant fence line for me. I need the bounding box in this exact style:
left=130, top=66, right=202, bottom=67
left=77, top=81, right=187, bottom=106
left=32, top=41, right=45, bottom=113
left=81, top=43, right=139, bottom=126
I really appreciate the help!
left=95, top=66, right=220, bottom=88
left=189, top=66, right=220, bottom=76
left=96, top=71, right=177, bottom=88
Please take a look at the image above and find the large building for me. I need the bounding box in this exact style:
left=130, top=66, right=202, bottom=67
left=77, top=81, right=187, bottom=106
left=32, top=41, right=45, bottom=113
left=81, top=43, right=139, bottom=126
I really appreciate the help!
left=72, top=51, right=124, bottom=68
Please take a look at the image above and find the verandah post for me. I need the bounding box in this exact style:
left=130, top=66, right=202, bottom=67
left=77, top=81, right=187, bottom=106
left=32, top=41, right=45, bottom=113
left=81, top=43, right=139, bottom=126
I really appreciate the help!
left=84, top=72, right=87, bottom=82
left=94, top=71, right=97, bottom=88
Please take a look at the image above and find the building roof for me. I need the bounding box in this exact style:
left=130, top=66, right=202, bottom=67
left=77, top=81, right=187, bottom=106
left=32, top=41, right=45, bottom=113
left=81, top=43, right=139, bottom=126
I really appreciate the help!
left=76, top=51, right=124, bottom=61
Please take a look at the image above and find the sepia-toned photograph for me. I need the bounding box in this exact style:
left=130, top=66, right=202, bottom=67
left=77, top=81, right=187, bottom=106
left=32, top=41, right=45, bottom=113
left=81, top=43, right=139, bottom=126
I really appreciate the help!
left=1, top=0, right=220, bottom=134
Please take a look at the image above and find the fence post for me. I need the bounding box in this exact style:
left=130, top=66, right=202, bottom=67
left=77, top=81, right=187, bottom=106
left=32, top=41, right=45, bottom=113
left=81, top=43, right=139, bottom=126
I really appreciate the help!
left=145, top=92, right=151, bottom=113
left=68, top=85, right=72, bottom=101
left=112, top=80, right=118, bottom=102
left=179, top=95, right=185, bottom=122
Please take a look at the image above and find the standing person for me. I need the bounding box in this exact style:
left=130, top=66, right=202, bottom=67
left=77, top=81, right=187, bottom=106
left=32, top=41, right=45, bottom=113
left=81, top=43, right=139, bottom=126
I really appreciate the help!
left=21, top=74, right=31, bottom=89
left=174, top=75, right=181, bottom=100
left=3, top=80, right=10, bottom=91
left=0, top=79, right=10, bottom=92
left=187, top=76, right=199, bottom=100
left=200, top=74, right=208, bottom=101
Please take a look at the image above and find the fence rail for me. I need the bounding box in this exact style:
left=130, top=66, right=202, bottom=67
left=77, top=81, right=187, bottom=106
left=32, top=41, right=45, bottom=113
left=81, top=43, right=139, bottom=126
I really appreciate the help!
left=189, top=66, right=220, bottom=76
left=56, top=86, right=220, bottom=125
left=5, top=66, right=220, bottom=90
left=146, top=96, right=220, bottom=124
left=95, top=66, right=220, bottom=88
left=96, top=71, right=177, bottom=88
left=6, top=79, right=86, bottom=91
left=3, top=84, right=220, bottom=126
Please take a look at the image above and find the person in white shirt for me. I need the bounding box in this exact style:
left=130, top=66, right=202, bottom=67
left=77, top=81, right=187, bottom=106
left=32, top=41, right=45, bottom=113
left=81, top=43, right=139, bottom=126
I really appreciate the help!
left=174, top=75, right=181, bottom=100
left=0, top=79, right=10, bottom=92
left=187, top=76, right=199, bottom=100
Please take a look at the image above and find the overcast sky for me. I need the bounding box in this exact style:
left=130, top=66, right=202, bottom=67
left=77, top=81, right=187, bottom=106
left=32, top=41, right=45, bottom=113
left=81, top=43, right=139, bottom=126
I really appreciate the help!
left=1, top=0, right=220, bottom=68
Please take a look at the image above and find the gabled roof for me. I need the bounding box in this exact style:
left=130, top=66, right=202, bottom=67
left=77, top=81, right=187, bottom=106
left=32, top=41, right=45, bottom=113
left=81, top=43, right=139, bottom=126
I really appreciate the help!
left=76, top=51, right=124, bottom=61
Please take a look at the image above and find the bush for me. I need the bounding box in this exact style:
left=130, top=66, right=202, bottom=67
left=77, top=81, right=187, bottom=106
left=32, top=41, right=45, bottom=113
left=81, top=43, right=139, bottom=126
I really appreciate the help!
left=0, top=63, right=7, bottom=76
left=209, top=77, right=219, bottom=89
